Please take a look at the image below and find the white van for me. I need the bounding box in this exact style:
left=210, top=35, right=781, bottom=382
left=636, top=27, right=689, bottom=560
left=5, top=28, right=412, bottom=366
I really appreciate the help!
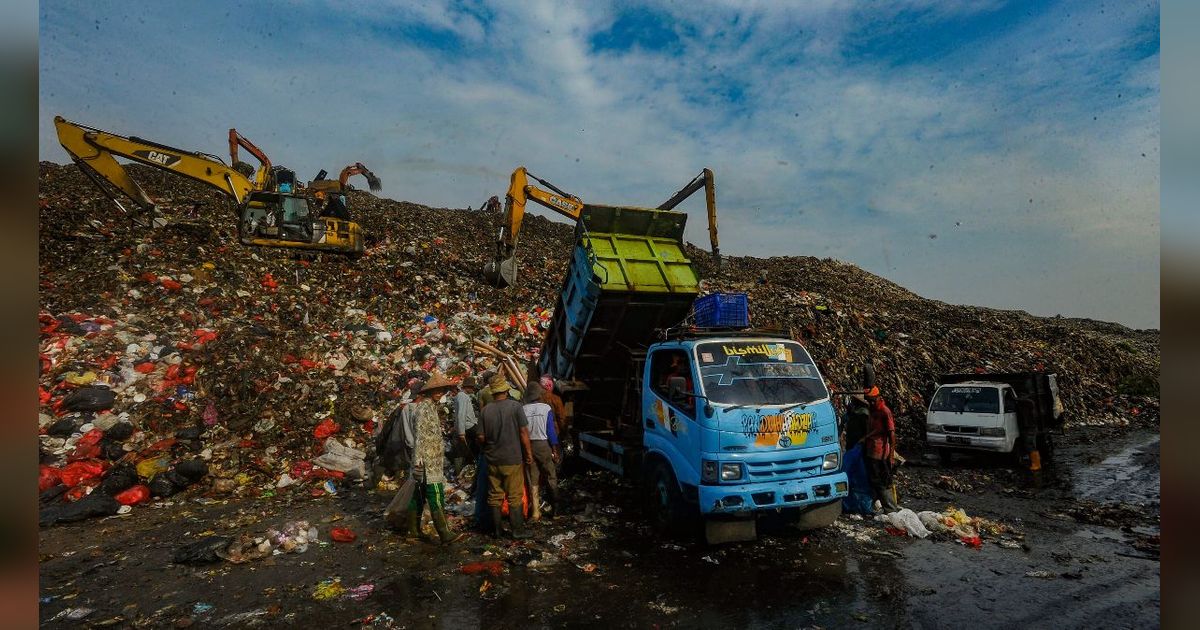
left=925, top=381, right=1021, bottom=462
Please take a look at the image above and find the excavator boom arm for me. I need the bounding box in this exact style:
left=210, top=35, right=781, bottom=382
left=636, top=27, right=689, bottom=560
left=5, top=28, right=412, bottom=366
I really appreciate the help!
left=658, top=167, right=720, bottom=265
left=228, top=128, right=272, bottom=190
left=339, top=162, right=383, bottom=191
left=501, top=166, right=584, bottom=252
left=55, top=116, right=254, bottom=210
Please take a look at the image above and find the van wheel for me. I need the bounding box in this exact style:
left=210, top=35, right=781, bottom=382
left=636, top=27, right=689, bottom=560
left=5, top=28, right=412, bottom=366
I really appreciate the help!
left=645, top=461, right=685, bottom=535
left=938, top=448, right=953, bottom=467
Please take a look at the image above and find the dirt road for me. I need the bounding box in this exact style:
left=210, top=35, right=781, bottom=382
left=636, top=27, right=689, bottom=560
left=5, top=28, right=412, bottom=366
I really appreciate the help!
left=39, top=427, right=1159, bottom=628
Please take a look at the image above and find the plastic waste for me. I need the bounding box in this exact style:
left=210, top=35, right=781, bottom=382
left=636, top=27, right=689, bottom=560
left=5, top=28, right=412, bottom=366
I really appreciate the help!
left=313, top=438, right=367, bottom=479
left=114, top=484, right=151, bottom=505
left=63, top=386, right=116, bottom=412
left=172, top=536, right=233, bottom=565
left=330, top=527, right=357, bottom=543
left=136, top=456, right=170, bottom=480
left=876, top=508, right=932, bottom=538
left=460, top=560, right=505, bottom=576
left=344, top=583, right=375, bottom=601
left=312, top=579, right=345, bottom=601
left=313, top=418, right=340, bottom=440
left=39, top=492, right=120, bottom=527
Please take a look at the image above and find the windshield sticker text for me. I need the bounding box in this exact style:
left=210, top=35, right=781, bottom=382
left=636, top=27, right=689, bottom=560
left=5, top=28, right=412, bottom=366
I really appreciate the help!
left=740, top=411, right=813, bottom=447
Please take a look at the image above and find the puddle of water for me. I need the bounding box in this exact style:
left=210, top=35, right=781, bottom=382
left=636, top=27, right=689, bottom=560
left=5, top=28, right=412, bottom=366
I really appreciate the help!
left=1069, top=434, right=1159, bottom=504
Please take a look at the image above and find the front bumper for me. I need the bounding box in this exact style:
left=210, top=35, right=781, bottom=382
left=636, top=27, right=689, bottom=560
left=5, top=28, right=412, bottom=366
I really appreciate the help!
left=699, top=472, right=849, bottom=515
left=927, top=432, right=1012, bottom=452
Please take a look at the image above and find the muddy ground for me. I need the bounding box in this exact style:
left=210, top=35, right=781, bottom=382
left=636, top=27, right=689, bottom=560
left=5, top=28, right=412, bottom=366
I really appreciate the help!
left=40, top=427, right=1159, bottom=628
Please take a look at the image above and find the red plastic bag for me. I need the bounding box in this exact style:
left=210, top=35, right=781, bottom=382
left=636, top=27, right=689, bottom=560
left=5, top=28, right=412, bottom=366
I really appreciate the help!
left=115, top=484, right=151, bottom=506
left=460, top=561, right=504, bottom=576
left=39, top=465, right=62, bottom=492
left=313, top=418, right=339, bottom=440
left=160, top=278, right=182, bottom=292
left=69, top=428, right=105, bottom=462
left=960, top=535, right=983, bottom=549
left=330, top=527, right=357, bottom=543
left=135, top=362, right=156, bottom=374
left=59, top=460, right=107, bottom=487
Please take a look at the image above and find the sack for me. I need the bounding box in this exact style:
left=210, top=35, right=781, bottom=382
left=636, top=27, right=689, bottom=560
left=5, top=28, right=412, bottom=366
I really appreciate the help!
left=877, top=508, right=932, bottom=538
left=384, top=477, right=418, bottom=527
left=841, top=444, right=874, bottom=515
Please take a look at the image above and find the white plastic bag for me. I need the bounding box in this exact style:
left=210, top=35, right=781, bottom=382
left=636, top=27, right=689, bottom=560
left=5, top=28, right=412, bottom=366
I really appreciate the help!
left=878, top=508, right=932, bottom=538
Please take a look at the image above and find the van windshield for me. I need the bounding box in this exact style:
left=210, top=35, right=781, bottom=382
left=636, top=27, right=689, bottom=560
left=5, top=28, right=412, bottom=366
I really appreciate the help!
left=696, top=341, right=828, bottom=406
left=930, top=386, right=1000, bottom=414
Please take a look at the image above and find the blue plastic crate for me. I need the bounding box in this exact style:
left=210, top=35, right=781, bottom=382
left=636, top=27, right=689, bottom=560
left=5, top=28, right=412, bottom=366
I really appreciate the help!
left=693, top=292, right=749, bottom=328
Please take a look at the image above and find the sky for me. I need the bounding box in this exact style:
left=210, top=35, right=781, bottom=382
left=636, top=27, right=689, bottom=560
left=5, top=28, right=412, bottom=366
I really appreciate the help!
left=38, top=0, right=1160, bottom=329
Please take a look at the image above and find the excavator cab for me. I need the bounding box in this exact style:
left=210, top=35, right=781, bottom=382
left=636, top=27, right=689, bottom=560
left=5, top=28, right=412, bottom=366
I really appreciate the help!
left=238, top=191, right=364, bottom=255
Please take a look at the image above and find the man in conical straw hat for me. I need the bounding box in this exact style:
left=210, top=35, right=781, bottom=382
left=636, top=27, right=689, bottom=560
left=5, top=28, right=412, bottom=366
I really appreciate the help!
left=391, top=372, right=461, bottom=544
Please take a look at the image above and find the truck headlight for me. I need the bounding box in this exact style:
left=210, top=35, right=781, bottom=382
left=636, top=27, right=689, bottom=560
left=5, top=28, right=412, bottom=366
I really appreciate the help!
left=926, top=423, right=944, bottom=433
left=980, top=427, right=1006, bottom=437
left=822, top=452, right=839, bottom=471
left=720, top=463, right=743, bottom=481
left=701, top=460, right=718, bottom=483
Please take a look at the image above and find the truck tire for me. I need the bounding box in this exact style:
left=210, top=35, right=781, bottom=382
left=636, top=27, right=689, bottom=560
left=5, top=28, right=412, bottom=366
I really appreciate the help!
left=794, top=499, right=842, bottom=531
left=645, top=461, right=686, bottom=536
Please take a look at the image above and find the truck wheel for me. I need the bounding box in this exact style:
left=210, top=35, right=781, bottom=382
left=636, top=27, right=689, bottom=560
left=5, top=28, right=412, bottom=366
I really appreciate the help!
left=938, top=448, right=953, bottom=467
left=794, top=499, right=842, bottom=531
left=646, top=461, right=685, bottom=535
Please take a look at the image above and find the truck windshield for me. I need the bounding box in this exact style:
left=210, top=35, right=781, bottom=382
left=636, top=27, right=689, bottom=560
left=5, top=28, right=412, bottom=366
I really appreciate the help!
left=930, top=386, right=1000, bottom=414
left=695, top=341, right=828, bottom=406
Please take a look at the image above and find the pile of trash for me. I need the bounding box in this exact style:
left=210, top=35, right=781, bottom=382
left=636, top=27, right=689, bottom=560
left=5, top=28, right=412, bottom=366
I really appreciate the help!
left=875, top=505, right=1019, bottom=549
left=37, top=161, right=1159, bottom=525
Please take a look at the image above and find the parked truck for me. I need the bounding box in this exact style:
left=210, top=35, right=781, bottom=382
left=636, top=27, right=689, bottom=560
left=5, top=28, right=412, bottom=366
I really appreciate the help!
left=925, top=372, right=1065, bottom=469
left=528, top=195, right=848, bottom=544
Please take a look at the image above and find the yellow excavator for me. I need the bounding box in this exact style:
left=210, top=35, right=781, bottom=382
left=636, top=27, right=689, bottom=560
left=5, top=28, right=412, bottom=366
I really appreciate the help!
left=482, top=166, right=720, bottom=287
left=54, top=116, right=364, bottom=256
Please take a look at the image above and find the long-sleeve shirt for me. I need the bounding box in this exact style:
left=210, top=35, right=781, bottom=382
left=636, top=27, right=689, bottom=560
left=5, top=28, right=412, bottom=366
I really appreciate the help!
left=453, top=391, right=478, bottom=437
left=522, top=402, right=558, bottom=446
left=401, top=399, right=446, bottom=483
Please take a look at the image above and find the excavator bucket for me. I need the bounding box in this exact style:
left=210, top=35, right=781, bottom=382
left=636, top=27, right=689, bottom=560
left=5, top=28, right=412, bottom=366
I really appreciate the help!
left=363, top=170, right=382, bottom=192
left=483, top=256, right=517, bottom=288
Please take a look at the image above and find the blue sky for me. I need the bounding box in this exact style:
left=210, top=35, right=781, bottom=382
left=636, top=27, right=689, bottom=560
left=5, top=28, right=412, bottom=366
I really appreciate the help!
left=38, top=0, right=1160, bottom=328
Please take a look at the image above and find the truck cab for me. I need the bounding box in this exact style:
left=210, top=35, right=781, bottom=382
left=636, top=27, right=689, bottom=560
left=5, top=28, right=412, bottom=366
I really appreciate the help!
left=644, top=337, right=845, bottom=516
left=924, top=373, right=1063, bottom=468
left=925, top=382, right=1020, bottom=454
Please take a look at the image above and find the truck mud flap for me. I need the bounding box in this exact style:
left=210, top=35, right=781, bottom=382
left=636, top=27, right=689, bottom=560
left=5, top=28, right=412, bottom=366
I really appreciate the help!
left=704, top=516, right=756, bottom=545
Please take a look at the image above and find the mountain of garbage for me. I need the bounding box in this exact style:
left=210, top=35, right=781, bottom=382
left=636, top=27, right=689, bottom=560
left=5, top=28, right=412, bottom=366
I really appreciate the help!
left=38, top=161, right=1159, bottom=521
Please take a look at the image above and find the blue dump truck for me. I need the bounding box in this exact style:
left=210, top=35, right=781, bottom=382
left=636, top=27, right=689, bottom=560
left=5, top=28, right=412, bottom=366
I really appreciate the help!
left=536, top=204, right=849, bottom=544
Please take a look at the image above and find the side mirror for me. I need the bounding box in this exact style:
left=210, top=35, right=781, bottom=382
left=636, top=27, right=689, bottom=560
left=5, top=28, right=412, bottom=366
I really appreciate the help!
left=668, top=376, right=687, bottom=401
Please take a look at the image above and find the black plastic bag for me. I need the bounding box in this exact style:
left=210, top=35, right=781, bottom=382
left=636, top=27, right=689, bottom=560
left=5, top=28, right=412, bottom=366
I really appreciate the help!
left=39, top=493, right=120, bottom=527
left=104, top=421, right=135, bottom=441
left=99, top=439, right=127, bottom=461
left=175, top=426, right=203, bottom=441
left=148, top=475, right=179, bottom=498
left=39, top=484, right=68, bottom=505
left=175, top=459, right=209, bottom=481
left=63, top=387, right=116, bottom=412
left=46, top=418, right=79, bottom=437
left=99, top=464, right=138, bottom=495
left=172, top=536, right=233, bottom=565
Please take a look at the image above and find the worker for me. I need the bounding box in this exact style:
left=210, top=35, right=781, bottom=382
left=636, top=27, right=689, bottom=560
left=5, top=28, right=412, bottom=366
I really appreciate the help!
left=539, top=374, right=570, bottom=439
left=392, top=374, right=459, bottom=544
left=477, top=374, right=534, bottom=539
left=451, top=377, right=480, bottom=477
left=522, top=393, right=560, bottom=521
left=860, top=385, right=900, bottom=513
